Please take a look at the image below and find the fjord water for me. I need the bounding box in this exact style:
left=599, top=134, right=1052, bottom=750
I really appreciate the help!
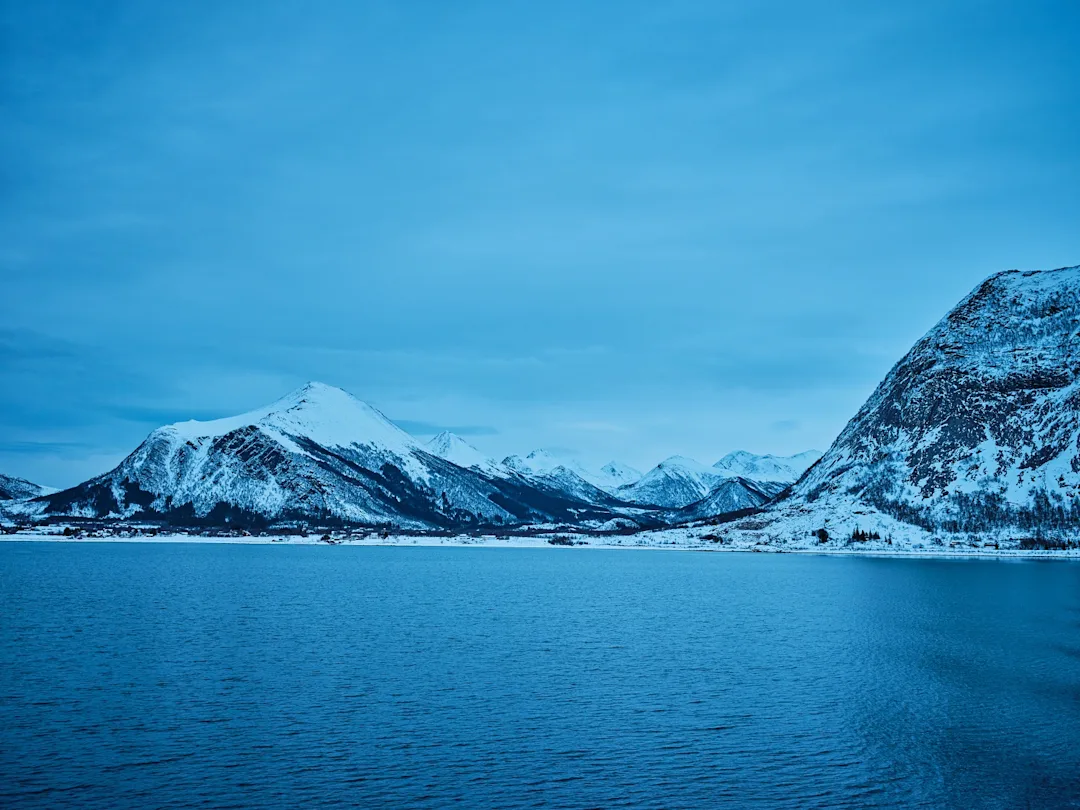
left=1, top=545, right=1078, bottom=809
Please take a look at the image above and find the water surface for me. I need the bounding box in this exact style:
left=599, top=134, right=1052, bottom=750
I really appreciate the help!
left=1, top=544, right=1078, bottom=808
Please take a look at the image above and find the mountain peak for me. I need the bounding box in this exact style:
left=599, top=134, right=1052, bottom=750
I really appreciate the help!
left=428, top=430, right=467, bottom=449
left=427, top=431, right=475, bottom=454
left=426, top=432, right=498, bottom=472
left=657, top=455, right=712, bottom=472
left=716, top=450, right=756, bottom=465
left=712, top=449, right=822, bottom=482
left=508, top=449, right=582, bottom=476
left=616, top=456, right=720, bottom=508
left=270, top=381, right=360, bottom=410
left=162, top=383, right=415, bottom=454
left=595, top=461, right=642, bottom=491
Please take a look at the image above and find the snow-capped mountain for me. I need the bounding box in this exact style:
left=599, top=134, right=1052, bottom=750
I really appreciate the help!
left=0, top=474, right=52, bottom=501
left=530, top=465, right=627, bottom=507
left=598, top=461, right=642, bottom=489
left=713, top=450, right=821, bottom=483
left=616, top=456, right=726, bottom=508
left=618, top=451, right=818, bottom=513
left=425, top=432, right=503, bottom=475
left=786, top=264, right=1080, bottom=534
left=33, top=383, right=626, bottom=529
left=502, top=449, right=641, bottom=496
left=503, top=448, right=578, bottom=477
left=676, top=477, right=788, bottom=522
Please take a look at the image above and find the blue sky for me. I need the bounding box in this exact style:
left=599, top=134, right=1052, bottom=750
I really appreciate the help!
left=2, top=0, right=1078, bottom=487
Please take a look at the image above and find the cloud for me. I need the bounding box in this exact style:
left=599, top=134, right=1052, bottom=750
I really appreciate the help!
left=0, top=440, right=97, bottom=458
left=1, top=0, right=1077, bottom=485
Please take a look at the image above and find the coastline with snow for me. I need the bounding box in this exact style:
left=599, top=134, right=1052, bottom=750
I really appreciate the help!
left=4, top=526, right=1077, bottom=559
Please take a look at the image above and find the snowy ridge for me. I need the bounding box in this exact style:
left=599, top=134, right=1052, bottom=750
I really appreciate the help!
left=31, top=384, right=633, bottom=529
left=426, top=432, right=504, bottom=475
left=599, top=461, right=642, bottom=489
left=617, top=456, right=726, bottom=508
left=161, top=382, right=431, bottom=481
left=672, top=477, right=788, bottom=522
left=503, top=449, right=590, bottom=479
left=530, top=465, right=627, bottom=507
left=713, top=450, right=822, bottom=483
left=614, top=451, right=818, bottom=510
left=502, top=449, right=642, bottom=495
left=0, top=474, right=53, bottom=501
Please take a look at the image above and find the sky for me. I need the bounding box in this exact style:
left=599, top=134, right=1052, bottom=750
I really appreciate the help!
left=1, top=0, right=1078, bottom=487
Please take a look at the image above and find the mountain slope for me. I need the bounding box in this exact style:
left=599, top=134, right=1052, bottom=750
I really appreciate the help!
left=676, top=477, right=788, bottom=522
left=33, top=383, right=625, bottom=529
left=713, top=450, right=821, bottom=483
left=502, top=449, right=641, bottom=496
left=618, top=450, right=821, bottom=513
left=786, top=264, right=1080, bottom=534
left=0, top=474, right=52, bottom=501
left=617, top=456, right=725, bottom=508
left=598, top=461, right=642, bottom=489
left=426, top=432, right=503, bottom=474
left=530, top=465, right=630, bottom=507
left=502, top=449, right=591, bottom=480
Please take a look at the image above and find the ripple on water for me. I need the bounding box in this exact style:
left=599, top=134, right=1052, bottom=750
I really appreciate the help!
left=1, top=545, right=1079, bottom=809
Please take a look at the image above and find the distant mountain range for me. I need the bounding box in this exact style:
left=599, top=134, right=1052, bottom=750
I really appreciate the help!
left=610, top=451, right=820, bottom=509
left=1, top=386, right=814, bottom=529
left=11, top=263, right=1073, bottom=542
left=713, top=450, right=821, bottom=483
left=13, top=384, right=652, bottom=529
left=422, top=433, right=815, bottom=517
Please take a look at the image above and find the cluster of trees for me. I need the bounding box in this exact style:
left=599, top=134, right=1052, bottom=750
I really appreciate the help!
left=850, top=527, right=882, bottom=542
left=808, top=527, right=888, bottom=544
left=864, top=484, right=1080, bottom=536
left=1018, top=536, right=1078, bottom=551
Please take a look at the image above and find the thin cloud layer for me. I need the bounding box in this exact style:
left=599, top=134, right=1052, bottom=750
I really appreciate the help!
left=1, top=0, right=1078, bottom=486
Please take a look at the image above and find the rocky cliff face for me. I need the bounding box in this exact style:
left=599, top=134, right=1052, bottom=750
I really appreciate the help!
left=789, top=264, right=1080, bottom=533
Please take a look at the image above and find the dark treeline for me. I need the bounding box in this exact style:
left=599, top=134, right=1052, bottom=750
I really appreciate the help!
left=864, top=486, right=1080, bottom=536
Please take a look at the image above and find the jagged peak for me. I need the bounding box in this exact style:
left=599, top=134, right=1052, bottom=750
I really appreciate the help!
left=981, top=263, right=1080, bottom=290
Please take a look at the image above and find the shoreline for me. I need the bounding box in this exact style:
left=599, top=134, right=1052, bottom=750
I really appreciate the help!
left=2, top=532, right=1078, bottom=560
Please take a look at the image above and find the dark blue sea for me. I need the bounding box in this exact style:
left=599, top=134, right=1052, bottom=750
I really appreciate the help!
left=1, top=543, right=1078, bottom=809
